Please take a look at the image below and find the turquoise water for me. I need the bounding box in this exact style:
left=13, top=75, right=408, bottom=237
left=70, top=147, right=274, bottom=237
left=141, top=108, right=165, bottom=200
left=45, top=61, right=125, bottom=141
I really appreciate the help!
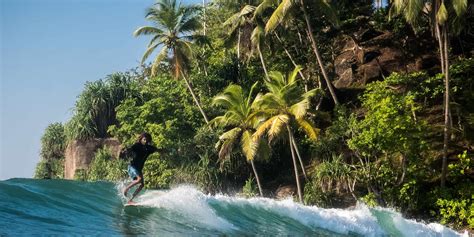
left=0, top=178, right=464, bottom=236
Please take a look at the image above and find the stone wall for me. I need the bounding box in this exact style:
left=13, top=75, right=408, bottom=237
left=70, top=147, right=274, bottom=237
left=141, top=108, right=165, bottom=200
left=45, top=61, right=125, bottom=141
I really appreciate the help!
left=64, top=138, right=122, bottom=179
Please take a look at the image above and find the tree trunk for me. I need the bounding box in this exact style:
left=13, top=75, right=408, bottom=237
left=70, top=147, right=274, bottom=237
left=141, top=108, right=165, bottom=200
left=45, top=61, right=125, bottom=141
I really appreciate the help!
left=202, top=0, right=206, bottom=36
left=300, top=0, right=339, bottom=105
left=181, top=71, right=210, bottom=124
left=289, top=130, right=307, bottom=179
left=441, top=24, right=451, bottom=187
left=250, top=159, right=263, bottom=196
left=288, top=125, right=303, bottom=202
left=257, top=44, right=270, bottom=81
left=273, top=33, right=307, bottom=82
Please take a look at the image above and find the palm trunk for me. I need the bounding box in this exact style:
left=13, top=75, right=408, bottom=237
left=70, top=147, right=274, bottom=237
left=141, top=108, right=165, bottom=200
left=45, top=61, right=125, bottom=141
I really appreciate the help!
left=181, top=71, right=210, bottom=124
left=441, top=24, right=451, bottom=187
left=202, top=0, right=206, bottom=36
left=257, top=44, right=270, bottom=81
left=274, top=32, right=307, bottom=82
left=287, top=125, right=303, bottom=202
left=289, top=130, right=307, bottom=179
left=237, top=28, right=241, bottom=60
left=250, top=159, right=263, bottom=196
left=300, top=0, right=339, bottom=105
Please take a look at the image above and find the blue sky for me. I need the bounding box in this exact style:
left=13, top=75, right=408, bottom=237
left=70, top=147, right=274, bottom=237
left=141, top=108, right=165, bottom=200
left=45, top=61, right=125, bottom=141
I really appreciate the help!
left=0, top=0, right=200, bottom=180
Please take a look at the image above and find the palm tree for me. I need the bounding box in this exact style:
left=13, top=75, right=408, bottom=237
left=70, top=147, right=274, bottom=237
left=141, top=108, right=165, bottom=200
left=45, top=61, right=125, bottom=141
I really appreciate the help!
left=391, top=0, right=468, bottom=187
left=210, top=82, right=268, bottom=196
left=250, top=23, right=270, bottom=81
left=134, top=0, right=210, bottom=124
left=262, top=0, right=340, bottom=105
left=253, top=66, right=321, bottom=202
left=223, top=5, right=256, bottom=63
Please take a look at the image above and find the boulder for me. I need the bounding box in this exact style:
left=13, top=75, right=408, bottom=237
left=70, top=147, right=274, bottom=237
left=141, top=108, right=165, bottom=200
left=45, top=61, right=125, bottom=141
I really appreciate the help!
left=333, top=31, right=439, bottom=89
left=275, top=185, right=296, bottom=200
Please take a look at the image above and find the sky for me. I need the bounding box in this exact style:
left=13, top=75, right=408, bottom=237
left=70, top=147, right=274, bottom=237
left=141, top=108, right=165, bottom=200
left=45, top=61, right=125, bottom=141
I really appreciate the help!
left=0, top=0, right=200, bottom=180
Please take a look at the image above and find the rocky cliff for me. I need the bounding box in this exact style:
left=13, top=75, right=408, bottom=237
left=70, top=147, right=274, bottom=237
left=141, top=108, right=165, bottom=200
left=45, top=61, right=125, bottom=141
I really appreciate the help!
left=64, top=138, right=122, bottom=179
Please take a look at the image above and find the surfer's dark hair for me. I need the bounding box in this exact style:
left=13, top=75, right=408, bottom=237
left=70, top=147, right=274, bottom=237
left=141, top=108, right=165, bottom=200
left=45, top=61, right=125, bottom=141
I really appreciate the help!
left=137, top=132, right=152, bottom=143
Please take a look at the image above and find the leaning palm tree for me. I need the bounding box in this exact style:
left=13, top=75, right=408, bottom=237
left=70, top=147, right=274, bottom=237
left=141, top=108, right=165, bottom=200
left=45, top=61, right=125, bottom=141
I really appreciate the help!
left=391, top=0, right=468, bottom=187
left=134, top=0, right=210, bottom=124
left=210, top=82, right=269, bottom=196
left=253, top=66, right=321, bottom=202
left=262, top=0, right=340, bottom=105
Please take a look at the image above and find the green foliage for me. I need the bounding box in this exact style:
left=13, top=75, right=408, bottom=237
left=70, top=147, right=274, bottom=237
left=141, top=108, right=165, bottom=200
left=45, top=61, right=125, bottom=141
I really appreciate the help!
left=308, top=154, right=355, bottom=195
left=348, top=73, right=426, bottom=158
left=40, top=123, right=66, bottom=160
left=344, top=72, right=430, bottom=207
left=242, top=177, right=258, bottom=198
left=175, top=153, right=223, bottom=194
left=436, top=198, right=474, bottom=229
left=109, top=74, right=200, bottom=147
left=360, top=192, right=378, bottom=207
left=88, top=148, right=128, bottom=182
left=34, top=160, right=50, bottom=179
left=65, top=72, right=141, bottom=141
left=449, top=151, right=472, bottom=177
left=142, top=154, right=175, bottom=189
left=74, top=169, right=88, bottom=181
left=303, top=181, right=334, bottom=207
left=35, top=123, right=66, bottom=179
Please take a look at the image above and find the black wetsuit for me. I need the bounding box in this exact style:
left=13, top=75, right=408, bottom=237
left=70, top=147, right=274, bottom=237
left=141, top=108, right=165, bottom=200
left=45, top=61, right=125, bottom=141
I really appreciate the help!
left=127, top=143, right=158, bottom=174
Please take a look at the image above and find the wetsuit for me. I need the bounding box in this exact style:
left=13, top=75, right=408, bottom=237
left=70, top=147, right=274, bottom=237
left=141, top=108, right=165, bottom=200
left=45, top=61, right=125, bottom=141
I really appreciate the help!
left=126, top=143, right=158, bottom=180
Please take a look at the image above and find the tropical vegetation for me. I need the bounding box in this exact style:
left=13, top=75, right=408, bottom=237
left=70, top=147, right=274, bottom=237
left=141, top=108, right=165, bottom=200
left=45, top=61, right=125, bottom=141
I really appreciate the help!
left=35, top=0, right=474, bottom=230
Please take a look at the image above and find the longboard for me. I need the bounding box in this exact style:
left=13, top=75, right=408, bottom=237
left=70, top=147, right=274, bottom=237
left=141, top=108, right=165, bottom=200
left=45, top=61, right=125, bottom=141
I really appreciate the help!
left=124, top=202, right=141, bottom=207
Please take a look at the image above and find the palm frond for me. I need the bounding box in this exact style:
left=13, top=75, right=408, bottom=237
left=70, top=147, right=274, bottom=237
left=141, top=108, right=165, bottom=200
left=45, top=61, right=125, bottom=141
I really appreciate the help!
left=287, top=65, right=302, bottom=85
left=289, top=99, right=309, bottom=119
left=133, top=26, right=164, bottom=37
left=150, top=46, right=169, bottom=76
left=254, top=0, right=278, bottom=19
left=141, top=43, right=160, bottom=65
left=219, top=127, right=242, bottom=141
left=253, top=116, right=277, bottom=141
left=265, top=0, right=298, bottom=33
left=452, top=0, right=468, bottom=16
left=268, top=114, right=289, bottom=142
left=241, top=130, right=258, bottom=161
left=296, top=118, right=320, bottom=141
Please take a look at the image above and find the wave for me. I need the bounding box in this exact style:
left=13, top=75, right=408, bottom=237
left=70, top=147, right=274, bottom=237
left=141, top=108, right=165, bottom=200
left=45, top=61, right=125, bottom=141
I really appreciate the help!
left=0, top=178, right=466, bottom=236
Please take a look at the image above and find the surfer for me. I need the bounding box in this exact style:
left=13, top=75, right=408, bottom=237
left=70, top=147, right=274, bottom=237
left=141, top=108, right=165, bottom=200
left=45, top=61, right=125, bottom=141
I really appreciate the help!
left=121, top=132, right=159, bottom=204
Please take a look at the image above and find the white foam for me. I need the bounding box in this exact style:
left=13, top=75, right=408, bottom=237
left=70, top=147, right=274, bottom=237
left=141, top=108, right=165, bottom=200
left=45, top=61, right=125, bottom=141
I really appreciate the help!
left=133, top=185, right=236, bottom=231
left=375, top=206, right=463, bottom=237
left=115, top=184, right=464, bottom=236
left=214, top=195, right=385, bottom=236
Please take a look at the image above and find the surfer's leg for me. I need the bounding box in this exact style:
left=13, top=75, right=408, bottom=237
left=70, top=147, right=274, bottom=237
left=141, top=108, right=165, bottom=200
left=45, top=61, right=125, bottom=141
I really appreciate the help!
left=124, top=165, right=140, bottom=196
left=129, top=177, right=144, bottom=202
left=123, top=178, right=140, bottom=197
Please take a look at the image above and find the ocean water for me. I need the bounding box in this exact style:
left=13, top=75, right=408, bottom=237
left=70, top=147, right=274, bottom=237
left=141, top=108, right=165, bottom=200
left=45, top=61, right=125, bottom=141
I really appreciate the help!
left=0, top=178, right=465, bottom=236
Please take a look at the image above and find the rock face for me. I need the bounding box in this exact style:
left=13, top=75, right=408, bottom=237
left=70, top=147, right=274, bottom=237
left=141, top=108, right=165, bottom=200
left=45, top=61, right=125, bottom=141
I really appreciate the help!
left=64, top=138, right=122, bottom=179
left=333, top=30, right=439, bottom=89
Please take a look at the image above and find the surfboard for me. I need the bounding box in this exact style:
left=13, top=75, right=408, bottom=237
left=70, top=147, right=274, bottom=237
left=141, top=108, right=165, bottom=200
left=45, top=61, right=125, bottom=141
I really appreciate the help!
left=124, top=201, right=140, bottom=207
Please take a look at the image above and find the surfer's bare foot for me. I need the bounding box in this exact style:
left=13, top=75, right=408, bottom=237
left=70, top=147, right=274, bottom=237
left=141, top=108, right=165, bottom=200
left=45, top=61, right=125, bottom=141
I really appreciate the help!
left=127, top=200, right=135, bottom=205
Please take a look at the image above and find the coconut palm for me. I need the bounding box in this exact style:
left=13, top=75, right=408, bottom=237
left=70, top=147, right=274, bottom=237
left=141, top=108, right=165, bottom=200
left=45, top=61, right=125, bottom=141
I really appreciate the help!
left=223, top=4, right=257, bottom=62
left=261, top=0, right=340, bottom=105
left=210, top=82, right=269, bottom=196
left=391, top=0, right=468, bottom=187
left=250, top=23, right=270, bottom=81
left=253, top=66, right=321, bottom=202
left=134, top=0, right=210, bottom=124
